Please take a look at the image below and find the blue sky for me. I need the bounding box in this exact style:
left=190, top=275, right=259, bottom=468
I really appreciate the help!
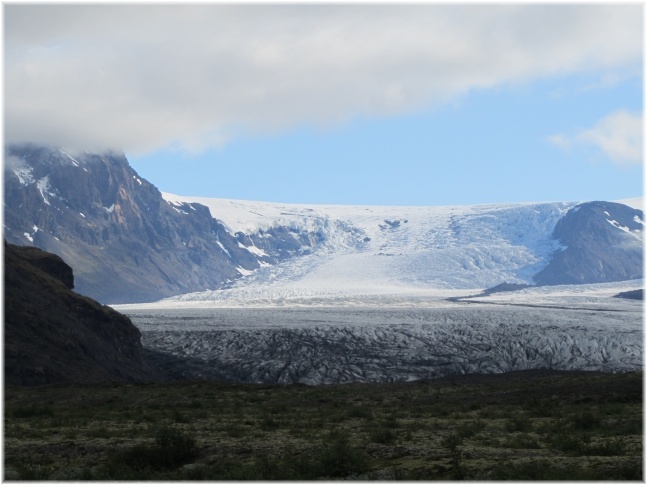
left=5, top=4, right=643, bottom=207
left=129, top=71, right=642, bottom=206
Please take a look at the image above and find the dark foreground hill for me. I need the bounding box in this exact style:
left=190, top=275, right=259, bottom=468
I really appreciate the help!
left=4, top=242, right=165, bottom=385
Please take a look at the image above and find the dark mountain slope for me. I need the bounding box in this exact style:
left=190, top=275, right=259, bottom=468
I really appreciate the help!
left=534, top=201, right=643, bottom=286
left=4, top=144, right=334, bottom=303
left=2, top=148, right=214, bottom=301
left=4, top=242, right=164, bottom=385
left=4, top=144, right=254, bottom=303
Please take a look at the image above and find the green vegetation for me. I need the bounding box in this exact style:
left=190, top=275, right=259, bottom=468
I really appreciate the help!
left=4, top=371, right=642, bottom=480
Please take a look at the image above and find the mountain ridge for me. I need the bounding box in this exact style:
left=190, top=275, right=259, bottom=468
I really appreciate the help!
left=160, top=194, right=643, bottom=305
left=3, top=143, right=643, bottom=304
left=4, top=144, right=328, bottom=303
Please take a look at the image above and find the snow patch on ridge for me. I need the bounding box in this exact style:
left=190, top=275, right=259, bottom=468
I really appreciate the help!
left=215, top=240, right=231, bottom=258
left=36, top=176, right=52, bottom=205
left=13, top=167, right=34, bottom=185
left=236, top=266, right=254, bottom=276
left=59, top=149, right=81, bottom=167
left=239, top=242, right=268, bottom=257
left=607, top=218, right=640, bottom=239
left=23, top=225, right=39, bottom=243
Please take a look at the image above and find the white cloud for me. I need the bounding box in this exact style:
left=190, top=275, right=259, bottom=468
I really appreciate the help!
left=549, top=111, right=642, bottom=166
left=4, top=4, right=643, bottom=154
left=578, top=111, right=643, bottom=166
left=546, top=134, right=571, bottom=150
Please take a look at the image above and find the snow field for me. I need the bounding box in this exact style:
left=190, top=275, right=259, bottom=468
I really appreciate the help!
left=159, top=194, right=578, bottom=305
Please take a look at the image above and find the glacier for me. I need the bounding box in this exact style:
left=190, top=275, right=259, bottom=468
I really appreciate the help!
left=159, top=195, right=578, bottom=305
left=115, top=196, right=643, bottom=384
left=118, top=281, right=643, bottom=385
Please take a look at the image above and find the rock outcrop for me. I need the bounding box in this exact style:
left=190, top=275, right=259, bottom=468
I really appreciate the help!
left=534, top=201, right=643, bottom=286
left=4, top=242, right=164, bottom=385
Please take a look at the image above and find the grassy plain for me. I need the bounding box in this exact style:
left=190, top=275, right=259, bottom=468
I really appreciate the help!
left=4, top=370, right=642, bottom=480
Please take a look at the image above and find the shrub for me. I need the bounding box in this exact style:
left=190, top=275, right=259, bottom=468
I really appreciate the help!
left=11, top=405, right=54, bottom=418
left=458, top=419, right=486, bottom=438
left=551, top=433, right=588, bottom=455
left=570, top=411, right=601, bottom=431
left=8, top=464, right=51, bottom=480
left=525, top=399, right=557, bottom=418
left=261, top=415, right=280, bottom=430
left=505, top=413, right=533, bottom=433
left=489, top=459, right=578, bottom=480
left=155, top=426, right=198, bottom=467
left=251, top=455, right=281, bottom=479
left=441, top=432, right=464, bottom=473
left=606, top=459, right=642, bottom=480
left=504, top=433, right=541, bottom=450
left=441, top=432, right=463, bottom=451
left=382, top=413, right=399, bottom=428
left=85, top=427, right=112, bottom=439
left=319, top=432, right=367, bottom=478
left=347, top=406, right=372, bottom=419
left=370, top=428, right=397, bottom=445
left=585, top=438, right=627, bottom=456
left=172, top=409, right=190, bottom=423
left=606, top=418, right=642, bottom=436
left=114, top=426, right=198, bottom=473
left=281, top=452, right=320, bottom=480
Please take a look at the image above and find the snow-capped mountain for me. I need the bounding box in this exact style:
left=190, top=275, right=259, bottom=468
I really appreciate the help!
left=4, top=144, right=320, bottom=303
left=4, top=144, right=643, bottom=304
left=160, top=194, right=643, bottom=306
left=534, top=201, right=643, bottom=285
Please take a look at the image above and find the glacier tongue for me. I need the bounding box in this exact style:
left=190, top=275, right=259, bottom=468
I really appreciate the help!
left=120, top=196, right=643, bottom=384
left=124, top=284, right=643, bottom=385
left=160, top=195, right=575, bottom=304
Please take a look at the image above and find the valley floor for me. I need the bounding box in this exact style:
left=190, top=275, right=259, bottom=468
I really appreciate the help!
left=3, top=370, right=642, bottom=480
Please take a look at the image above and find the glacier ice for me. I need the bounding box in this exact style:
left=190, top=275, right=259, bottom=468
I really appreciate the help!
left=157, top=195, right=578, bottom=304
left=120, top=281, right=643, bottom=385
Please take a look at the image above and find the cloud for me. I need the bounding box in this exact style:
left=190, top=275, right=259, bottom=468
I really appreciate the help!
left=4, top=155, right=29, bottom=172
left=546, top=134, right=571, bottom=150
left=548, top=111, right=642, bottom=166
left=4, top=4, right=643, bottom=154
left=578, top=111, right=643, bottom=166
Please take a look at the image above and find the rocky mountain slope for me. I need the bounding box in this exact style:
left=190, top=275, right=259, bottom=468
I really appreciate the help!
left=4, top=143, right=643, bottom=305
left=4, top=144, right=333, bottom=303
left=4, top=242, right=163, bottom=385
left=534, top=201, right=643, bottom=285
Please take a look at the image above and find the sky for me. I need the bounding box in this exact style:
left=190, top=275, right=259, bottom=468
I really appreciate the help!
left=4, top=3, right=644, bottom=206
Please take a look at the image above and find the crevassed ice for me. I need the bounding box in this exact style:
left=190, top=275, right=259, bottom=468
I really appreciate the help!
left=156, top=198, right=575, bottom=303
